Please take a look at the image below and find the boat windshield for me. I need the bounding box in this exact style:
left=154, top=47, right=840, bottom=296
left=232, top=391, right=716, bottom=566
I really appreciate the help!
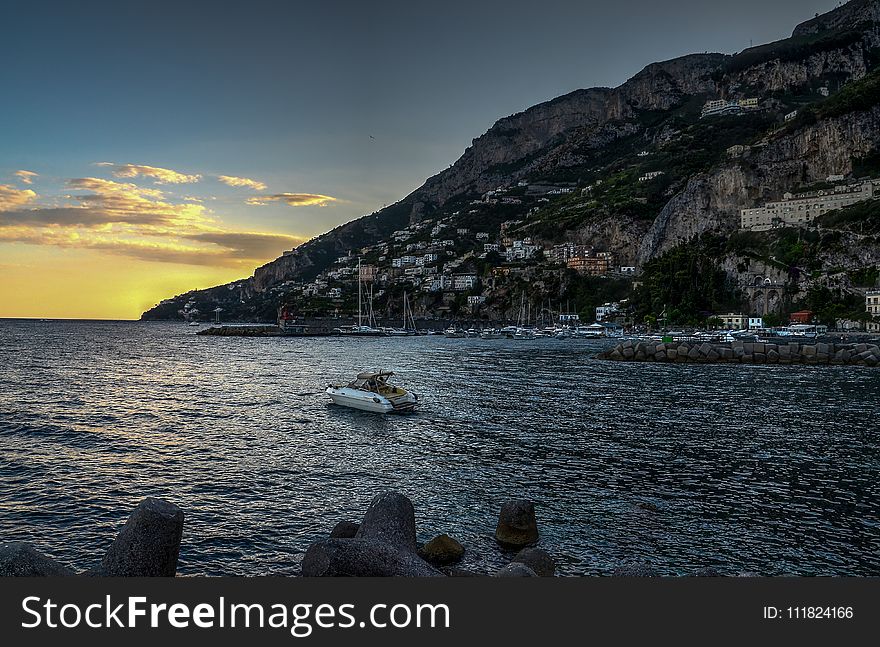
left=347, top=371, right=394, bottom=392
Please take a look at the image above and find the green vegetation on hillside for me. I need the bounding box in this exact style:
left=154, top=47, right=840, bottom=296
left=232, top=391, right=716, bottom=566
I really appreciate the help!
left=630, top=237, right=743, bottom=325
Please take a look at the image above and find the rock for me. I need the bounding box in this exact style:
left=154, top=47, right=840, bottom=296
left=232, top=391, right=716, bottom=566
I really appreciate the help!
left=512, top=547, right=556, bottom=576
left=767, top=349, right=779, bottom=362
left=694, top=566, right=722, bottom=577
left=0, top=542, right=74, bottom=577
left=443, top=566, right=479, bottom=577
left=419, top=534, right=464, bottom=566
left=687, top=347, right=701, bottom=360
left=302, top=538, right=443, bottom=577
left=495, top=500, right=539, bottom=548
left=736, top=571, right=761, bottom=577
left=329, top=521, right=360, bottom=539
left=493, top=563, right=538, bottom=577
left=654, top=350, right=667, bottom=361
left=355, top=491, right=417, bottom=551
left=613, top=562, right=660, bottom=577
left=802, top=345, right=817, bottom=356
left=622, top=347, right=634, bottom=359
left=92, top=497, right=184, bottom=577
left=667, top=348, right=678, bottom=360
left=699, top=342, right=712, bottom=356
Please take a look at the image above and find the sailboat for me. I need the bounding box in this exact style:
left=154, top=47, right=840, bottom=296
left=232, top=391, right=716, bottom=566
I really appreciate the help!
left=386, top=292, right=419, bottom=336
left=336, top=259, right=385, bottom=336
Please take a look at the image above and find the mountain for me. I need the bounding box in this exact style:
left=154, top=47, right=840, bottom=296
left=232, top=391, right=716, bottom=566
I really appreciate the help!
left=143, top=0, right=880, bottom=327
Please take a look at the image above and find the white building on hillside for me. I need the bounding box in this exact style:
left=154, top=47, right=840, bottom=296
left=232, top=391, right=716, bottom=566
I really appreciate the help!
left=740, top=180, right=879, bottom=231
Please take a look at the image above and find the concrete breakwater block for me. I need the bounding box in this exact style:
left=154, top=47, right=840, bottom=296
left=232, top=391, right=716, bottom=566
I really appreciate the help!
left=89, top=497, right=185, bottom=577
left=512, top=547, right=556, bottom=576
left=598, top=341, right=880, bottom=367
left=419, top=534, right=465, bottom=566
left=302, top=491, right=443, bottom=577
left=495, top=499, right=540, bottom=548
left=0, top=542, right=74, bottom=577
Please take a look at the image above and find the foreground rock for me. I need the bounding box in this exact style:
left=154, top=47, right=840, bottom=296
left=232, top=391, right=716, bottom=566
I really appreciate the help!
left=302, top=539, right=442, bottom=577
left=0, top=542, right=74, bottom=577
left=302, top=491, right=442, bottom=577
left=493, top=563, right=538, bottom=577
left=89, top=497, right=184, bottom=577
left=495, top=500, right=539, bottom=548
left=512, top=547, right=556, bottom=577
left=355, top=492, right=417, bottom=550
left=329, top=521, right=360, bottom=539
left=419, top=534, right=465, bottom=566
left=598, top=340, right=880, bottom=367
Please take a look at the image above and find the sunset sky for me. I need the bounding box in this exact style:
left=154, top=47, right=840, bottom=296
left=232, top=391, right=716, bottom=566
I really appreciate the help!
left=0, top=0, right=834, bottom=319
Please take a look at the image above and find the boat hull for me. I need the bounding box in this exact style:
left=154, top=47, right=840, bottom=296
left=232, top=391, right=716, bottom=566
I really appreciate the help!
left=325, top=387, right=417, bottom=413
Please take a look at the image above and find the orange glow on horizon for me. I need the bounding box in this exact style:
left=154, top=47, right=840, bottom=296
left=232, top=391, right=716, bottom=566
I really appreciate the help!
left=0, top=247, right=251, bottom=320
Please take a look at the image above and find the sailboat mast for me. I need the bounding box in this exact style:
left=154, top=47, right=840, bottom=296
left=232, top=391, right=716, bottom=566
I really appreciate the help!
left=357, top=257, right=362, bottom=328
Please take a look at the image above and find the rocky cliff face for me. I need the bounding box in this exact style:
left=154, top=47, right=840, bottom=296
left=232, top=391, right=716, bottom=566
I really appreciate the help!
left=414, top=54, right=727, bottom=206
left=792, top=0, right=880, bottom=36
left=638, top=105, right=880, bottom=264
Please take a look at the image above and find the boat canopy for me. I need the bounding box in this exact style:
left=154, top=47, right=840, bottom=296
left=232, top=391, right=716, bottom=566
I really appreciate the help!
left=355, top=370, right=394, bottom=380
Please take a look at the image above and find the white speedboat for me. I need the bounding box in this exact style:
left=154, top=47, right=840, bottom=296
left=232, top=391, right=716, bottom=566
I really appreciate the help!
left=326, top=371, right=418, bottom=413
left=444, top=327, right=466, bottom=338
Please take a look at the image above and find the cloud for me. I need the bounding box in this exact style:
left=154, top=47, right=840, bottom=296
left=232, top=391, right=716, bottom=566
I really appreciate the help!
left=0, top=185, right=37, bottom=211
left=14, top=170, right=38, bottom=185
left=0, top=175, right=304, bottom=268
left=187, top=231, right=304, bottom=260
left=217, top=175, right=267, bottom=191
left=108, top=163, right=201, bottom=184
left=246, top=192, right=337, bottom=207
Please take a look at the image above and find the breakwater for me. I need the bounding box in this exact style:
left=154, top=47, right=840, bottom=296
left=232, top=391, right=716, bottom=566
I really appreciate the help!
left=598, top=339, right=880, bottom=366
left=197, top=325, right=282, bottom=336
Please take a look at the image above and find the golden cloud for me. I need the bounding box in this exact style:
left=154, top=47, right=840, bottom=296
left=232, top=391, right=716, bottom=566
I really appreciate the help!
left=110, top=163, right=202, bottom=184
left=14, top=170, right=38, bottom=185
left=0, top=175, right=303, bottom=268
left=0, top=184, right=37, bottom=211
left=246, top=192, right=337, bottom=207
left=218, top=175, right=267, bottom=191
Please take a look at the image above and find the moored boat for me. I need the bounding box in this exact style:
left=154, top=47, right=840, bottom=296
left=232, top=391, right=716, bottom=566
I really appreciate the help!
left=326, top=371, right=418, bottom=413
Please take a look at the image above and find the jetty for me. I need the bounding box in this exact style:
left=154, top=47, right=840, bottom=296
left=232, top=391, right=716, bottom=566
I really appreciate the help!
left=598, top=340, right=880, bottom=366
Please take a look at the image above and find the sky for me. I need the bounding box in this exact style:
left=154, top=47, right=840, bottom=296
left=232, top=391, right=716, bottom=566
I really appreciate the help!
left=0, top=0, right=840, bottom=319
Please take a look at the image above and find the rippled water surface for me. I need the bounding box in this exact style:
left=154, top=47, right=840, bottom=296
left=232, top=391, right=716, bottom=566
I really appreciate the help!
left=1, top=319, right=879, bottom=576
